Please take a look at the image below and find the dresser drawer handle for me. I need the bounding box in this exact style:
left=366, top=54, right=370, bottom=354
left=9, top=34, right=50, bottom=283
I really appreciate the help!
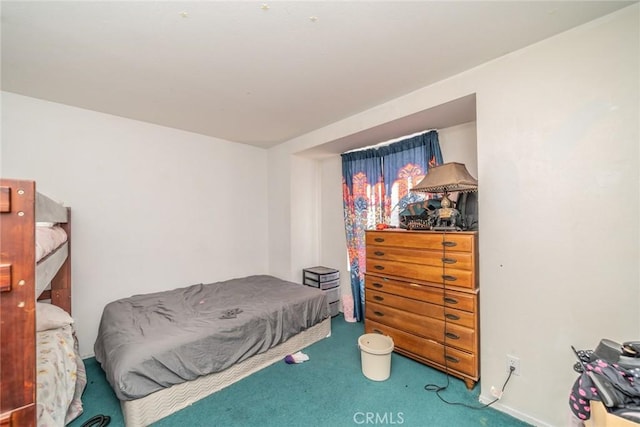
left=442, top=241, right=457, bottom=248
left=445, top=332, right=460, bottom=340
left=442, top=257, right=457, bottom=264
left=442, top=275, right=457, bottom=282
left=445, top=355, right=460, bottom=364
left=372, top=329, right=383, bottom=334
left=443, top=297, right=458, bottom=305
left=374, top=311, right=385, bottom=317
left=445, top=313, right=460, bottom=321
left=373, top=295, right=384, bottom=302
left=372, top=283, right=383, bottom=288
left=374, top=251, right=385, bottom=256
left=374, top=265, right=385, bottom=271
left=374, top=237, right=385, bottom=243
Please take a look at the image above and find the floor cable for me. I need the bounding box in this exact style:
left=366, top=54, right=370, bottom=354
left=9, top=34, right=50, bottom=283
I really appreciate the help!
left=80, top=414, right=111, bottom=427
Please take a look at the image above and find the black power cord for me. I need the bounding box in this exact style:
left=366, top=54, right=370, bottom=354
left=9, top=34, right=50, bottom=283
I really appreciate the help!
left=80, top=414, right=111, bottom=427
left=425, top=365, right=516, bottom=409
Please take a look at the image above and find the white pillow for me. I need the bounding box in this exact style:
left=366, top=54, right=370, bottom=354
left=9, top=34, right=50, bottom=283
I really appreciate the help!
left=36, top=222, right=56, bottom=228
left=36, top=302, right=73, bottom=331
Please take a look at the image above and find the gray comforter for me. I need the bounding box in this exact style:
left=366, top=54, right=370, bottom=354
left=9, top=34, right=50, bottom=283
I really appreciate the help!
left=94, top=275, right=328, bottom=400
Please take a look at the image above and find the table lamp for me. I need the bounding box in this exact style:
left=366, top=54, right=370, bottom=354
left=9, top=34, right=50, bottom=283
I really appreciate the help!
left=411, top=162, right=478, bottom=230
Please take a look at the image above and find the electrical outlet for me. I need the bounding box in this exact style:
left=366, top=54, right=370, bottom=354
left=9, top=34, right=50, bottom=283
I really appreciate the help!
left=490, top=386, right=503, bottom=399
left=506, top=354, right=520, bottom=376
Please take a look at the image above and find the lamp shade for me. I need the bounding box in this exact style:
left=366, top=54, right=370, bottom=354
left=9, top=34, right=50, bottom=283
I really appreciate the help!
left=411, top=162, right=478, bottom=193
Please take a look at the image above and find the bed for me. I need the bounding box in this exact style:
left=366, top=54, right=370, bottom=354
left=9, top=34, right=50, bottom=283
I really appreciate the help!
left=0, top=178, right=86, bottom=427
left=94, top=274, right=331, bottom=426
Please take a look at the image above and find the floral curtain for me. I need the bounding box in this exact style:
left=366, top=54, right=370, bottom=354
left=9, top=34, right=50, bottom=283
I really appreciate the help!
left=379, top=130, right=443, bottom=226
left=341, top=130, right=442, bottom=321
left=341, top=149, right=383, bottom=322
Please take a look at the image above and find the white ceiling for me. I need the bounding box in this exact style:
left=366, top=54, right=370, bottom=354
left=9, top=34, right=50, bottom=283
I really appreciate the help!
left=1, top=1, right=634, bottom=149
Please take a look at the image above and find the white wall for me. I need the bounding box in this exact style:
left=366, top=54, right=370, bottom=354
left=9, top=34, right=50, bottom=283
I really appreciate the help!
left=266, top=145, right=292, bottom=280
left=267, top=5, right=639, bottom=426
left=290, top=154, right=320, bottom=281
left=475, top=6, right=638, bottom=424
left=318, top=156, right=350, bottom=300
left=1, top=92, right=269, bottom=356
left=439, top=121, right=478, bottom=178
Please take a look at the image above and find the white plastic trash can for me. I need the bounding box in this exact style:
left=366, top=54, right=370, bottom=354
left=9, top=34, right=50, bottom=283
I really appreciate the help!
left=358, top=333, right=394, bottom=381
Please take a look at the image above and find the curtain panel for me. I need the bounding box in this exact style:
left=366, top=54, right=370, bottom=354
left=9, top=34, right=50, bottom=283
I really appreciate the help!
left=341, top=130, right=442, bottom=321
left=379, top=131, right=443, bottom=226
left=341, top=149, right=384, bottom=323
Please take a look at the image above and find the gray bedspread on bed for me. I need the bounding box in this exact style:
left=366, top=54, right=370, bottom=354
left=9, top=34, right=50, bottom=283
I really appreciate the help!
left=94, top=275, right=329, bottom=400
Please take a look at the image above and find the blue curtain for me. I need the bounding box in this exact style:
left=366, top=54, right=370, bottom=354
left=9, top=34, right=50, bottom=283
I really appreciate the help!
left=341, top=130, right=442, bottom=321
left=341, top=149, right=383, bottom=322
left=379, top=130, right=443, bottom=225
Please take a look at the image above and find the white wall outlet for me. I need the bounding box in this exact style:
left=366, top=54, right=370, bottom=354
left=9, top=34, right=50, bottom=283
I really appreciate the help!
left=490, top=385, right=503, bottom=399
left=507, top=354, right=520, bottom=376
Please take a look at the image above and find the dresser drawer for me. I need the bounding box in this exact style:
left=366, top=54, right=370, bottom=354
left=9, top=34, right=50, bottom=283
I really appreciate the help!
left=365, top=319, right=478, bottom=379
left=366, top=301, right=443, bottom=344
left=366, top=288, right=443, bottom=319
left=367, top=258, right=475, bottom=289
left=443, top=306, right=475, bottom=329
left=365, top=274, right=477, bottom=313
left=366, top=288, right=475, bottom=328
left=365, top=302, right=475, bottom=353
left=367, top=231, right=475, bottom=252
left=443, top=322, right=476, bottom=353
left=367, top=245, right=474, bottom=271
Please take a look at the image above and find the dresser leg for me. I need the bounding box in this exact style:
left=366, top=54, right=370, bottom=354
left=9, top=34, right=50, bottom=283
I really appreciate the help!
left=464, top=378, right=476, bottom=390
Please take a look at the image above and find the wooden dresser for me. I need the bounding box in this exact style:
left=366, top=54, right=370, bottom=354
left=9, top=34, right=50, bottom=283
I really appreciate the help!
left=364, top=229, right=479, bottom=389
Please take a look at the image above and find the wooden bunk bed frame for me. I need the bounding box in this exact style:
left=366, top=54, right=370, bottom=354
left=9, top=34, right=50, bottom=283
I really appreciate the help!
left=0, top=178, right=71, bottom=427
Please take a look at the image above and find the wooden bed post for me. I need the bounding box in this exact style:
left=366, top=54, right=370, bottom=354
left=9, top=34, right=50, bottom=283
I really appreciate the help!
left=0, top=179, right=37, bottom=427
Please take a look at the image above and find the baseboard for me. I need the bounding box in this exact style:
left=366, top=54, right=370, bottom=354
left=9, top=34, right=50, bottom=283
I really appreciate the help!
left=479, top=394, right=553, bottom=427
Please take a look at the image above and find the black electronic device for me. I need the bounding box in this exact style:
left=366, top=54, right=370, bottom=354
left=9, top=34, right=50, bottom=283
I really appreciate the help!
left=456, top=191, right=478, bottom=231
left=623, top=341, right=640, bottom=358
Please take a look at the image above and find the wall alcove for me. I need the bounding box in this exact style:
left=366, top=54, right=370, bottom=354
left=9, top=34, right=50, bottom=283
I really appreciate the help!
left=294, top=93, right=479, bottom=327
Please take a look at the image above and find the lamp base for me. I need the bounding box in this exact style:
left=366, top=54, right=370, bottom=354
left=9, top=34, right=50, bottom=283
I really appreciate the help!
left=432, top=207, right=462, bottom=231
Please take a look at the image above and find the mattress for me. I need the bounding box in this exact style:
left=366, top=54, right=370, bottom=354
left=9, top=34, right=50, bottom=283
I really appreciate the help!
left=94, top=275, right=329, bottom=401
left=35, top=224, right=67, bottom=263
left=121, top=317, right=330, bottom=427
left=35, top=224, right=69, bottom=298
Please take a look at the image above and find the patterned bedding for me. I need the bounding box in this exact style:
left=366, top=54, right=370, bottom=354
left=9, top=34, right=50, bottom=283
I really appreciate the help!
left=36, top=324, right=86, bottom=427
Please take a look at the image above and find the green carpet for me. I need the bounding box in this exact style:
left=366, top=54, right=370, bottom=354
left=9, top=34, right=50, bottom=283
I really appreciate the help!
left=69, top=315, right=531, bottom=426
